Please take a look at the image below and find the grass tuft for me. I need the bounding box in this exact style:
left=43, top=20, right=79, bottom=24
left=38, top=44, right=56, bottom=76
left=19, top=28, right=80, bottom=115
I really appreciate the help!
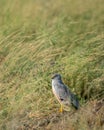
left=0, top=0, right=104, bottom=129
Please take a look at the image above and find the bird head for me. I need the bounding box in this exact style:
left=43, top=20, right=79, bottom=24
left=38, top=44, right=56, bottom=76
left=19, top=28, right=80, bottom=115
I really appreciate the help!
left=51, top=74, right=62, bottom=80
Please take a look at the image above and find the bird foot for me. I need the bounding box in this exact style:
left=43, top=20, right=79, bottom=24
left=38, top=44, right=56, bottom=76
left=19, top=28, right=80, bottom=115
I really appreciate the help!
left=59, top=105, right=63, bottom=113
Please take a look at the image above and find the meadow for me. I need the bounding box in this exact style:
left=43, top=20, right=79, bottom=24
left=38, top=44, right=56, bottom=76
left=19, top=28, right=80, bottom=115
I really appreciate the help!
left=0, top=0, right=104, bottom=129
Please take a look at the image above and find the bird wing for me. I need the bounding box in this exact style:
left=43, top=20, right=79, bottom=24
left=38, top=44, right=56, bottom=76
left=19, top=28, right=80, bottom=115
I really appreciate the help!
left=57, top=83, right=79, bottom=109
left=55, top=82, right=70, bottom=102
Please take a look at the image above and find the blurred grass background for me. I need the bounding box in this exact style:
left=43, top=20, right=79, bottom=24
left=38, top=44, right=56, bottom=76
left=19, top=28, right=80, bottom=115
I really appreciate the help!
left=0, top=0, right=104, bottom=129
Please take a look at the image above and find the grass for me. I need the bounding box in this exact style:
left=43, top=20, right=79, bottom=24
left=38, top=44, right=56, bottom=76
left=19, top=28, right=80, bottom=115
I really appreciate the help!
left=0, top=0, right=104, bottom=129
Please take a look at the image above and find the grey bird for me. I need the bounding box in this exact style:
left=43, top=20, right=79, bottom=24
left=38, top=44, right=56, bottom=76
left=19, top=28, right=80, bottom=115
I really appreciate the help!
left=52, top=74, right=79, bottom=112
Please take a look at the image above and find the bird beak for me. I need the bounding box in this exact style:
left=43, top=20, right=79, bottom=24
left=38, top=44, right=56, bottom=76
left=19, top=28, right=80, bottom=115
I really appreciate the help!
left=51, top=74, right=56, bottom=79
left=51, top=75, right=54, bottom=79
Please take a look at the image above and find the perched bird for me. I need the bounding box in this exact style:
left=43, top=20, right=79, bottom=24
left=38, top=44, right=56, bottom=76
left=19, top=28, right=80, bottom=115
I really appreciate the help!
left=51, top=74, right=79, bottom=112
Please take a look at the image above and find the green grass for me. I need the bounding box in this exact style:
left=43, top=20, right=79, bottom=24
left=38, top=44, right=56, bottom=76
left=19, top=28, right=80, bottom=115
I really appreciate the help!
left=0, top=0, right=104, bottom=129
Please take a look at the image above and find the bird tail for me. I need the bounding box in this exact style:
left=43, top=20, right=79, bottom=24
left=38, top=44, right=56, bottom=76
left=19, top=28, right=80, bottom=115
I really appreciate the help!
left=70, top=93, right=79, bottom=109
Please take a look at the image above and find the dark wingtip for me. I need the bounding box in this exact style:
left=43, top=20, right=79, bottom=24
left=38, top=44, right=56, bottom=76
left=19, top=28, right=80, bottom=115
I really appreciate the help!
left=71, top=97, right=79, bottom=110
left=74, top=105, right=79, bottom=110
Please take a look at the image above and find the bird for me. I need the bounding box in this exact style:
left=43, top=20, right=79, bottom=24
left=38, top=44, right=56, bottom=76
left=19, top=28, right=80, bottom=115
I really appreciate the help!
left=51, top=74, right=79, bottom=112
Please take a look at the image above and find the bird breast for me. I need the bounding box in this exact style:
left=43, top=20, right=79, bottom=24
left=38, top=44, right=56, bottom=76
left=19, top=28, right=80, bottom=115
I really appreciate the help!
left=52, top=80, right=61, bottom=102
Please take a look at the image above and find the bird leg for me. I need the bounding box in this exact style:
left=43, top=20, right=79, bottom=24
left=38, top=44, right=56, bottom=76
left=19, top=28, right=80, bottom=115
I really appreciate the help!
left=59, top=104, right=63, bottom=113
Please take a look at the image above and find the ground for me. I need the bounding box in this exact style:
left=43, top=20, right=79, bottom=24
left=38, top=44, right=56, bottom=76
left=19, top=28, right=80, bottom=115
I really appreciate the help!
left=0, top=0, right=104, bottom=130
left=5, top=99, right=104, bottom=130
